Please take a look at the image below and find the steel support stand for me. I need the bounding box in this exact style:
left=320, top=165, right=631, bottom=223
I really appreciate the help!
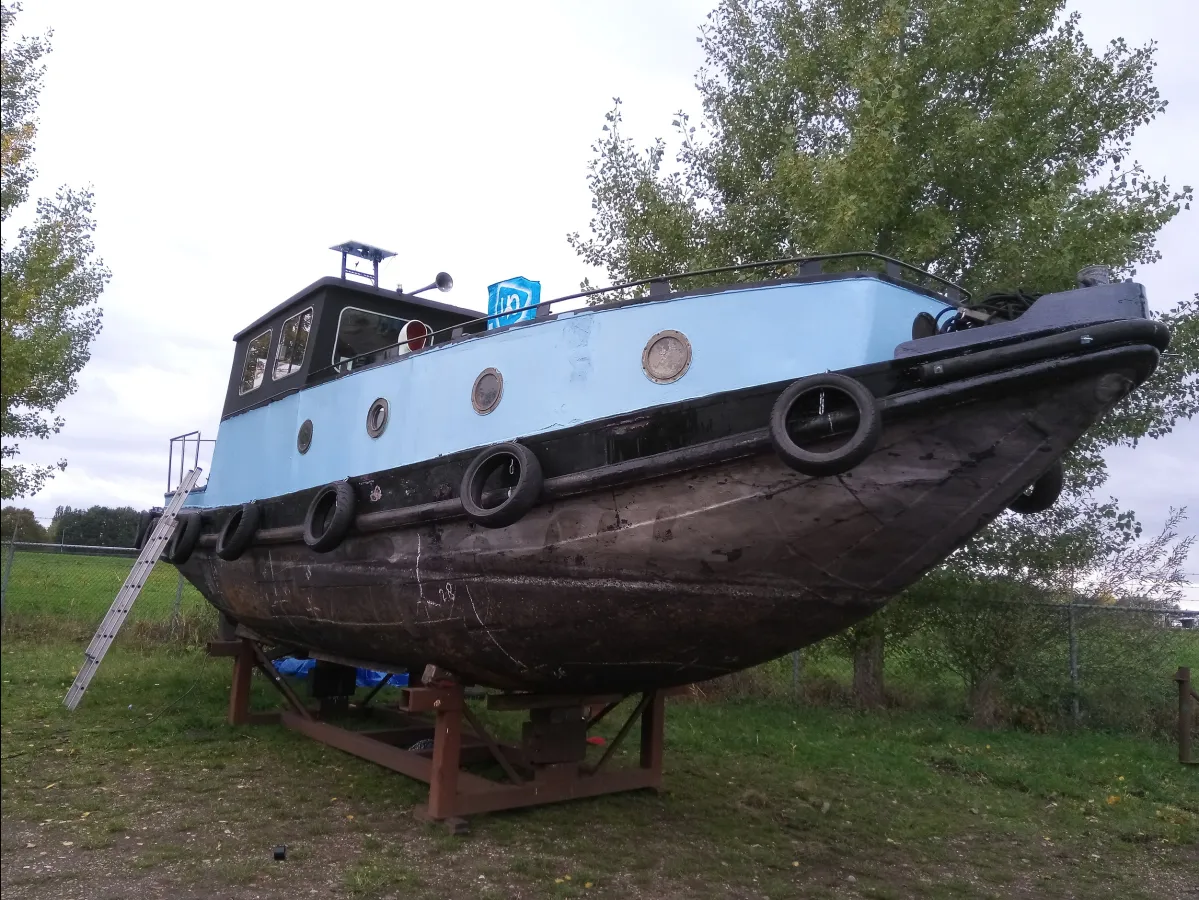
left=209, top=638, right=673, bottom=832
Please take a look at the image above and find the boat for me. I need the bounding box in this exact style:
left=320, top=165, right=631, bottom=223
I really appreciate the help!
left=153, top=245, right=1170, bottom=694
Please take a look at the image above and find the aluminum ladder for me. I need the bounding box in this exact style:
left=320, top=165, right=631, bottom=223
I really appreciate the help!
left=63, top=467, right=202, bottom=710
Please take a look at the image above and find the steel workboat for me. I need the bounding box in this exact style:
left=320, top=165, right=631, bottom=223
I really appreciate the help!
left=153, top=248, right=1169, bottom=692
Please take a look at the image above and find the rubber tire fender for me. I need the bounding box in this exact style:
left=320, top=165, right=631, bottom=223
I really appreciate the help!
left=1007, top=458, right=1064, bottom=515
left=460, top=442, right=543, bottom=529
left=768, top=373, right=882, bottom=477
left=216, top=502, right=261, bottom=561
left=135, top=510, right=160, bottom=550
left=165, top=511, right=202, bottom=565
left=303, top=481, right=357, bottom=553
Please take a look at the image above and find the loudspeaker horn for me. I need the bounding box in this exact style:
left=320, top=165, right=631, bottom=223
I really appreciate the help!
left=410, top=272, right=454, bottom=296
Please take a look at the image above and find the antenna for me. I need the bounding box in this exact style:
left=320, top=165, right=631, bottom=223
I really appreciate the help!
left=410, top=272, right=454, bottom=297
left=330, top=241, right=397, bottom=288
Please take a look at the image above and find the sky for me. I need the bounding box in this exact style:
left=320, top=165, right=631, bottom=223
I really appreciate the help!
left=6, top=1, right=1198, bottom=603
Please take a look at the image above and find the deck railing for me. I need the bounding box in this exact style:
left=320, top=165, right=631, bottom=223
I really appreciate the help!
left=320, top=251, right=969, bottom=380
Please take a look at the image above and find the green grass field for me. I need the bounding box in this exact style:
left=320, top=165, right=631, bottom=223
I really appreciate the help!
left=2, top=550, right=211, bottom=624
left=1, top=552, right=1196, bottom=898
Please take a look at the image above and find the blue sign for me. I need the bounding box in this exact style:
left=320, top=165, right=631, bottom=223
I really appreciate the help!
left=487, top=276, right=541, bottom=329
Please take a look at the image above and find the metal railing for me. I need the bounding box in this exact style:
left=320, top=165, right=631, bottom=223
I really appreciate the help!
left=317, top=251, right=970, bottom=379
left=168, top=430, right=215, bottom=493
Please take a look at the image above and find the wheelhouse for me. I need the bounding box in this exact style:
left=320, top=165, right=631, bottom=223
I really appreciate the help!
left=221, top=276, right=482, bottom=420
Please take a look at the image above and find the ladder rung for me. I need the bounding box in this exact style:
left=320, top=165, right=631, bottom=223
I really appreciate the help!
left=63, top=467, right=202, bottom=710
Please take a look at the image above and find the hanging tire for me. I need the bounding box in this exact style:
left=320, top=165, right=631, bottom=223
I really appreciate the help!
left=165, top=511, right=202, bottom=564
left=768, top=373, right=881, bottom=476
left=1007, top=458, right=1064, bottom=514
left=135, top=509, right=160, bottom=550
left=460, top=442, right=543, bottom=528
left=304, top=482, right=357, bottom=552
left=216, top=502, right=260, bottom=561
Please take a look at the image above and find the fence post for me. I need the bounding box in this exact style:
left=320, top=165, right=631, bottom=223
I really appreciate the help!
left=171, top=572, right=185, bottom=637
left=1178, top=667, right=1196, bottom=766
left=0, top=525, right=17, bottom=632
left=1067, top=601, right=1080, bottom=725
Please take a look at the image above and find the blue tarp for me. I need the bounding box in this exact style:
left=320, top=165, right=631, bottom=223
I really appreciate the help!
left=272, top=657, right=408, bottom=688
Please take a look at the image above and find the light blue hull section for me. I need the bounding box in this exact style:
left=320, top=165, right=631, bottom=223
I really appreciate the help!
left=187, top=277, right=948, bottom=509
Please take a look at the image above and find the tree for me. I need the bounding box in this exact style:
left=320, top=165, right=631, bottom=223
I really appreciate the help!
left=1069, top=294, right=1199, bottom=490
left=1, top=3, right=109, bottom=499
left=569, top=0, right=1198, bottom=705
left=569, top=0, right=1195, bottom=487
left=0, top=504, right=46, bottom=541
left=46, top=505, right=141, bottom=547
left=896, top=507, right=1191, bottom=727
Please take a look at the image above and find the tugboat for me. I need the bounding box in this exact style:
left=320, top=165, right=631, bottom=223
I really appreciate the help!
left=151, top=244, right=1169, bottom=693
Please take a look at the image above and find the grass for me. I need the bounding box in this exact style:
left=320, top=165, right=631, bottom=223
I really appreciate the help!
left=2, top=550, right=211, bottom=624
left=3, top=639, right=1196, bottom=899
left=2, top=550, right=216, bottom=643
left=2, top=552, right=1197, bottom=898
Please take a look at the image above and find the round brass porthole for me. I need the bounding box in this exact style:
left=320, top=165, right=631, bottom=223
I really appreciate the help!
left=642, top=330, right=692, bottom=384
left=297, top=419, right=313, bottom=454
left=366, top=398, right=389, bottom=438
left=471, top=368, right=504, bottom=415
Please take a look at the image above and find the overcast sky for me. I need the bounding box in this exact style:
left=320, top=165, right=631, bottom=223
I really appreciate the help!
left=7, top=1, right=1197, bottom=601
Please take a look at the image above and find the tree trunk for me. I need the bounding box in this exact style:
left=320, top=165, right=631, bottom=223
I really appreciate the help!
left=969, top=668, right=1005, bottom=728
left=852, top=630, right=886, bottom=708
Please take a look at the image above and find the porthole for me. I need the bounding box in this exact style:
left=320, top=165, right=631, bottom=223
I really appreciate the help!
left=471, top=368, right=503, bottom=415
left=366, top=398, right=389, bottom=438
left=297, top=419, right=313, bottom=454
left=642, top=330, right=692, bottom=384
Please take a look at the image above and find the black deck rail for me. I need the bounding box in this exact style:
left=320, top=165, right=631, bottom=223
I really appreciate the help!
left=316, top=251, right=969, bottom=380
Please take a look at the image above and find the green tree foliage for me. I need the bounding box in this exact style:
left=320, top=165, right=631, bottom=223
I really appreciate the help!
left=569, top=0, right=1199, bottom=715
left=47, top=504, right=140, bottom=547
left=894, top=508, right=1192, bottom=728
left=571, top=0, right=1190, bottom=289
left=0, top=504, right=47, bottom=541
left=1, top=3, right=109, bottom=499
left=569, top=0, right=1195, bottom=487
left=1070, top=294, right=1199, bottom=489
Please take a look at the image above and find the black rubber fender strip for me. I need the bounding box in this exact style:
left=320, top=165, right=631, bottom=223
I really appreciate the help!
left=916, top=319, right=1168, bottom=386
left=192, top=342, right=1162, bottom=546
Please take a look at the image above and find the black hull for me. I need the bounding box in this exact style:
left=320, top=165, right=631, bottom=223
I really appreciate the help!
left=178, top=334, right=1161, bottom=693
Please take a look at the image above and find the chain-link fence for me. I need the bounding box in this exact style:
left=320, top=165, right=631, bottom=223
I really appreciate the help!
left=707, top=596, right=1199, bottom=734
left=0, top=540, right=214, bottom=641
left=2, top=534, right=1195, bottom=733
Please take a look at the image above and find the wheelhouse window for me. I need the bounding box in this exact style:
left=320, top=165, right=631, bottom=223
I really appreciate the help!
left=239, top=329, right=271, bottom=395
left=272, top=307, right=313, bottom=380
left=333, top=307, right=408, bottom=365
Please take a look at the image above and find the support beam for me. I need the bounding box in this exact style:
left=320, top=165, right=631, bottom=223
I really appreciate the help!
left=427, top=703, right=464, bottom=820
left=227, top=640, right=254, bottom=726
left=210, top=638, right=676, bottom=829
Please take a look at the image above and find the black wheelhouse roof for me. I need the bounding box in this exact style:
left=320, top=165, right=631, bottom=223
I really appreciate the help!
left=221, top=277, right=482, bottom=420
left=233, top=276, right=480, bottom=341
